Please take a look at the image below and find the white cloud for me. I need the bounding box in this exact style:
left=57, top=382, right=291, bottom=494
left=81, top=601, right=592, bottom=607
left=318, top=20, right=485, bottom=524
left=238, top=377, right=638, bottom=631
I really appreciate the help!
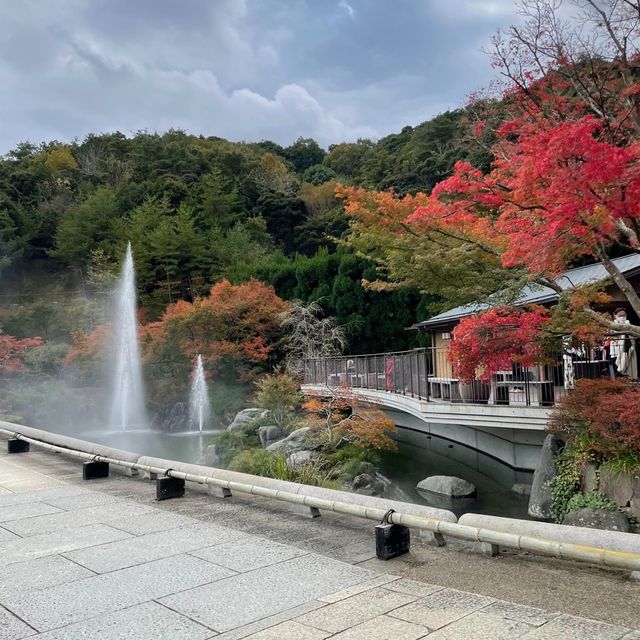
left=338, top=0, right=355, bottom=18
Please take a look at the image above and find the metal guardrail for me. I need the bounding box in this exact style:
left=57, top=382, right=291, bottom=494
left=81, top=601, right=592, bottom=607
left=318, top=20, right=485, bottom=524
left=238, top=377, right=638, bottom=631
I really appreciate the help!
left=2, top=426, right=640, bottom=574
left=304, top=347, right=620, bottom=408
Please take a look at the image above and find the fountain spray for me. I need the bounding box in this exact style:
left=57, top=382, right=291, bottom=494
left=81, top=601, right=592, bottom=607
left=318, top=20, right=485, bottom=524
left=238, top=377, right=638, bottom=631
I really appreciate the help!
left=109, top=242, right=146, bottom=431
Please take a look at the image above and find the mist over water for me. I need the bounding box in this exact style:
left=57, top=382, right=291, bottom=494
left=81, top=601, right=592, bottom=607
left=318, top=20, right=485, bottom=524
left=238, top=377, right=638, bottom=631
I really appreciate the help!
left=189, top=354, right=210, bottom=432
left=109, top=242, right=147, bottom=431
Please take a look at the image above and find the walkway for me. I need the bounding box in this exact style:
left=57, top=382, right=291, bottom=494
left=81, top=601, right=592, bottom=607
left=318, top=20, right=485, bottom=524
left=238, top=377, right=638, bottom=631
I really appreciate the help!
left=0, top=440, right=639, bottom=639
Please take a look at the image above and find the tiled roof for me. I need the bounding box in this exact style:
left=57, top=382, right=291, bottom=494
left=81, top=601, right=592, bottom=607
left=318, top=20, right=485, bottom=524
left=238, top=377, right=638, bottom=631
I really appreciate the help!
left=411, top=253, right=640, bottom=329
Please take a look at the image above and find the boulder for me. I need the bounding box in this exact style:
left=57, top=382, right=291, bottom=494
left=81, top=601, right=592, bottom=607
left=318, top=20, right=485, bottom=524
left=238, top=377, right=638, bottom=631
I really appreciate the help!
left=358, top=461, right=377, bottom=476
left=352, top=473, right=385, bottom=497
left=599, top=468, right=635, bottom=507
left=227, top=408, right=268, bottom=432
left=266, top=427, right=314, bottom=453
left=562, top=507, right=631, bottom=533
left=416, top=475, right=476, bottom=498
left=287, top=450, right=314, bottom=467
left=511, top=483, right=532, bottom=497
left=198, top=444, right=220, bottom=468
left=581, top=463, right=598, bottom=493
left=151, top=402, right=189, bottom=433
left=258, top=425, right=282, bottom=449
left=631, top=498, right=640, bottom=519
left=528, top=434, right=563, bottom=519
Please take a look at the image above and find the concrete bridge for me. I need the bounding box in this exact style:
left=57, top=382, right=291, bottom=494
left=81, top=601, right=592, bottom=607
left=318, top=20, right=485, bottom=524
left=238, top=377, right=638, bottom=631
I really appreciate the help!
left=302, top=383, right=547, bottom=474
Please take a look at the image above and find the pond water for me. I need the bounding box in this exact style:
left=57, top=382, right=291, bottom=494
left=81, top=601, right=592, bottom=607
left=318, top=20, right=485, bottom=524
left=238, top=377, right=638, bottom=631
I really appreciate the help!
left=64, top=424, right=532, bottom=519
left=379, top=433, right=533, bottom=520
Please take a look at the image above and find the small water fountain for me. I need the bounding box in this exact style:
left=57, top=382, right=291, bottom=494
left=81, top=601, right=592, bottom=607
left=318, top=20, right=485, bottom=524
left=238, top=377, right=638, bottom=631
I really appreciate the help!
left=109, top=242, right=146, bottom=432
left=189, top=354, right=210, bottom=433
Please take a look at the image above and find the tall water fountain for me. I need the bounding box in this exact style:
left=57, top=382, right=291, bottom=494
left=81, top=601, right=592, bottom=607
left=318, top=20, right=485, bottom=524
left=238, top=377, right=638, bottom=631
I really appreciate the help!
left=189, top=354, right=210, bottom=432
left=109, top=242, right=146, bottom=432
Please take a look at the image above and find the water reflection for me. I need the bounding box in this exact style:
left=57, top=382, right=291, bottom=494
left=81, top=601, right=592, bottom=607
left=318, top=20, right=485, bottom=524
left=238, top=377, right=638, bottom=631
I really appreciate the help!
left=379, top=429, right=533, bottom=519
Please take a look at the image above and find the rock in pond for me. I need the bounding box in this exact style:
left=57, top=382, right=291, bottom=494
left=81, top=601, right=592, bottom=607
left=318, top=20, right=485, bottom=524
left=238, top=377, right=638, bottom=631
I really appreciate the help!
left=562, top=507, right=631, bottom=533
left=528, top=434, right=563, bottom=520
left=416, top=475, right=476, bottom=498
left=511, top=483, right=532, bottom=497
left=198, top=444, right=220, bottom=468
left=352, top=473, right=385, bottom=497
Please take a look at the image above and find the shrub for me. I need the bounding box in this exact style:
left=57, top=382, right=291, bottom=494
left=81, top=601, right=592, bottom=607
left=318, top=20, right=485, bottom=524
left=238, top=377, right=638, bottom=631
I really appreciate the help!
left=566, top=491, right=618, bottom=513
left=549, top=447, right=582, bottom=523
left=550, top=378, right=640, bottom=453
left=254, top=373, right=301, bottom=426
left=229, top=448, right=274, bottom=476
left=229, top=449, right=338, bottom=487
left=209, top=431, right=245, bottom=468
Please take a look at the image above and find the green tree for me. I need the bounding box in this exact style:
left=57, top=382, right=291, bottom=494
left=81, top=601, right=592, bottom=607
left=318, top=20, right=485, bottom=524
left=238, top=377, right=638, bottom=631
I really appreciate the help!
left=51, top=187, right=119, bottom=267
left=302, top=164, right=336, bottom=185
left=284, top=137, right=326, bottom=173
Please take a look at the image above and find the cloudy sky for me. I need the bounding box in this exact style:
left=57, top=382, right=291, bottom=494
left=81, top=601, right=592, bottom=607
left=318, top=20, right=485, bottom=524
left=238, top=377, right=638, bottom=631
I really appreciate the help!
left=0, top=0, right=521, bottom=153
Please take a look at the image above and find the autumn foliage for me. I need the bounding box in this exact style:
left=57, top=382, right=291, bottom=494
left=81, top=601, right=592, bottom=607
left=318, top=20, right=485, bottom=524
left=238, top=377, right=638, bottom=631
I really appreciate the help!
left=304, top=388, right=396, bottom=451
left=448, top=306, right=550, bottom=381
left=143, top=279, right=289, bottom=383
left=0, top=332, right=42, bottom=375
left=551, top=379, right=640, bottom=453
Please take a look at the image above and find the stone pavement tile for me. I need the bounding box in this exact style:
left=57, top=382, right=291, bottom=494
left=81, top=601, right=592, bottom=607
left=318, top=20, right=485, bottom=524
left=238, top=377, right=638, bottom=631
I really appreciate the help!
left=0, top=523, right=132, bottom=566
left=296, top=587, right=418, bottom=634
left=329, top=539, right=377, bottom=564
left=30, top=601, right=214, bottom=640
left=318, top=574, right=401, bottom=603
left=2, top=502, right=155, bottom=536
left=0, top=502, right=62, bottom=523
left=482, top=600, right=559, bottom=627
left=389, top=588, right=495, bottom=630
left=520, top=614, right=632, bottom=639
left=159, top=553, right=375, bottom=633
left=0, top=604, right=36, bottom=640
left=38, top=490, right=124, bottom=511
left=329, top=614, right=430, bottom=640
left=103, top=510, right=197, bottom=535
left=64, top=522, right=246, bottom=572
left=190, top=535, right=308, bottom=572
left=0, top=555, right=94, bottom=600
left=0, top=461, right=67, bottom=494
left=427, top=611, right=535, bottom=639
left=244, top=620, right=330, bottom=640
left=622, top=633, right=640, bottom=639
left=382, top=578, right=444, bottom=599
left=215, top=600, right=327, bottom=640
left=0, top=526, right=18, bottom=542
left=2, top=553, right=235, bottom=632
left=0, top=486, right=88, bottom=509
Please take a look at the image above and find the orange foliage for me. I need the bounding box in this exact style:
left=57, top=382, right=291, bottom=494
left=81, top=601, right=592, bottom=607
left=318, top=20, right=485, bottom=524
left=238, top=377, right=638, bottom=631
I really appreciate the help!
left=0, top=332, right=42, bottom=375
left=64, top=325, right=111, bottom=365
left=304, top=388, right=396, bottom=451
left=143, top=279, right=289, bottom=382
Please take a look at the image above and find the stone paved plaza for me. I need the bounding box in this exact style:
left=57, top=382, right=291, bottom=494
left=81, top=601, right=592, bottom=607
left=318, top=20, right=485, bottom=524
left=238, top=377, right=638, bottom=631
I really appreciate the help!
left=0, top=440, right=639, bottom=639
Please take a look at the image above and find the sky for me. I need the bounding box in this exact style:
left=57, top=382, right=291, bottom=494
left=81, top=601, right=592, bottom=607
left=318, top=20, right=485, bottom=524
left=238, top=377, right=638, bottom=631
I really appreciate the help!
left=0, top=0, right=522, bottom=153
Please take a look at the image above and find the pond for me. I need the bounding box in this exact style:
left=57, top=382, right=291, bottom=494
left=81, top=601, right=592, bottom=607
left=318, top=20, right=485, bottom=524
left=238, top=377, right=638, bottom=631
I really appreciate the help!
left=379, top=430, right=533, bottom=519
left=63, top=424, right=532, bottom=520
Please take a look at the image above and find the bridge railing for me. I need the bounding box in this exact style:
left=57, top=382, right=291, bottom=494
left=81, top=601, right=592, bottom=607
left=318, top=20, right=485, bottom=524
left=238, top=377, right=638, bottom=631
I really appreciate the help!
left=304, top=346, right=617, bottom=408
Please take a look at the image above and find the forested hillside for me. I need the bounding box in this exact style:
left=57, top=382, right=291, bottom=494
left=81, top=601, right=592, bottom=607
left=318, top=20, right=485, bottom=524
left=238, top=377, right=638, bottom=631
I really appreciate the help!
left=0, top=106, right=490, bottom=353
